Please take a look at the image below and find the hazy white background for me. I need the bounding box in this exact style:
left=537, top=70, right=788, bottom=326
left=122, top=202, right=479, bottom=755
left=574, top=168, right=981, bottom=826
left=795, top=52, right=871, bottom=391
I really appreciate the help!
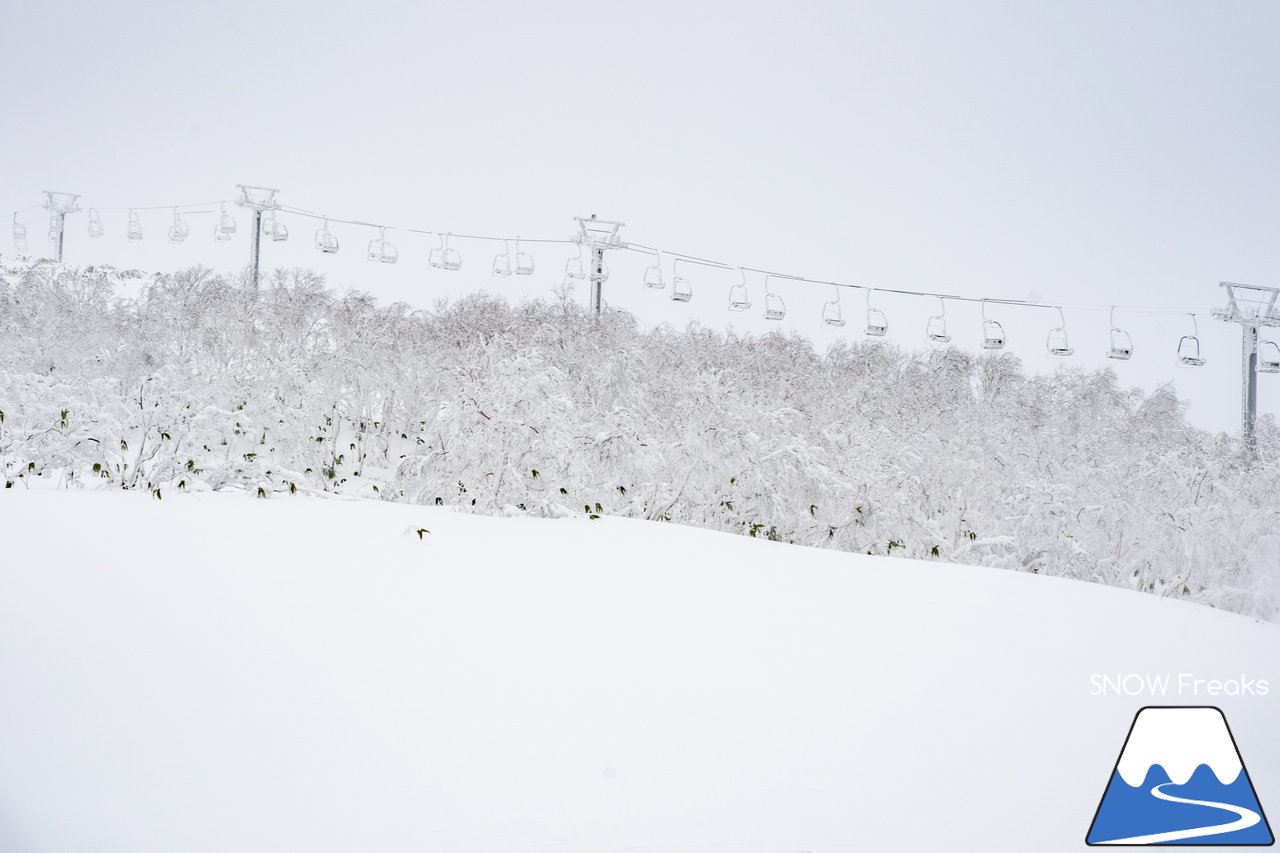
left=2, top=0, right=1277, bottom=433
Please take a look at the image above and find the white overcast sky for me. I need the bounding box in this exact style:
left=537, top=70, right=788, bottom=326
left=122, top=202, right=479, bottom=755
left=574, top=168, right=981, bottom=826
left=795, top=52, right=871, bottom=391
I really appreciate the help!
left=3, top=0, right=1278, bottom=433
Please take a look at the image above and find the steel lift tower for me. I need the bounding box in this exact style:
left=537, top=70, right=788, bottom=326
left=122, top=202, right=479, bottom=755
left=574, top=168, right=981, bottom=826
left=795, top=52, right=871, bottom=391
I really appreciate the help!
left=43, top=192, right=81, bottom=263
left=236, top=185, right=280, bottom=286
left=1214, top=281, right=1280, bottom=450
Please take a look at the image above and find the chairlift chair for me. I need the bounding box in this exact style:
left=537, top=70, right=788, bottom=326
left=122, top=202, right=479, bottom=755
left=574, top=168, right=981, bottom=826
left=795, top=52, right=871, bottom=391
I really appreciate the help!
left=671, top=258, right=692, bottom=303
left=430, top=233, right=462, bottom=271
left=926, top=297, right=951, bottom=343
left=168, top=208, right=189, bottom=244
left=822, top=286, right=845, bottom=327
left=1177, top=314, right=1205, bottom=367
left=263, top=211, right=288, bottom=242
left=514, top=237, right=534, bottom=275
left=980, top=299, right=1005, bottom=349
left=762, top=275, right=786, bottom=320
left=367, top=226, right=397, bottom=263
left=1259, top=340, right=1280, bottom=374
left=564, top=244, right=586, bottom=280
left=315, top=216, right=339, bottom=253
left=1046, top=306, right=1074, bottom=357
left=87, top=208, right=104, bottom=239
left=1106, top=306, right=1132, bottom=360
left=643, top=249, right=665, bottom=290
left=214, top=203, right=237, bottom=243
left=11, top=214, right=28, bottom=250
left=865, top=289, right=888, bottom=337
left=492, top=239, right=513, bottom=277
left=127, top=210, right=143, bottom=242
left=728, top=268, right=751, bottom=311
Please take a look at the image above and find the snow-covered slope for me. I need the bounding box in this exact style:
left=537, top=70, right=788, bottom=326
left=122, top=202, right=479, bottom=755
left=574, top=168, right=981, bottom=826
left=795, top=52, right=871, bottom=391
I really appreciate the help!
left=1, top=490, right=1277, bottom=852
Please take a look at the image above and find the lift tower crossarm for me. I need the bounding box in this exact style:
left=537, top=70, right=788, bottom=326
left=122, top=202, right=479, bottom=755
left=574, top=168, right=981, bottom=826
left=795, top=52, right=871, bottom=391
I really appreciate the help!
left=574, top=215, right=627, bottom=315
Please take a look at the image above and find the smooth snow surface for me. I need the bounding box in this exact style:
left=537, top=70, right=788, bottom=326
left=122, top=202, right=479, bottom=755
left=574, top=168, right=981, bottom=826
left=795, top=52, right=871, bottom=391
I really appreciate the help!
left=1, top=490, right=1277, bottom=853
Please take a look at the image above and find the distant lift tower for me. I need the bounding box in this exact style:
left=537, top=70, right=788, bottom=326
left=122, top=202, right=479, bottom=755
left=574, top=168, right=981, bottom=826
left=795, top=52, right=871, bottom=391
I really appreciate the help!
left=1213, top=281, right=1280, bottom=449
left=236, top=184, right=280, bottom=285
left=43, top=191, right=81, bottom=263
left=574, top=215, right=627, bottom=314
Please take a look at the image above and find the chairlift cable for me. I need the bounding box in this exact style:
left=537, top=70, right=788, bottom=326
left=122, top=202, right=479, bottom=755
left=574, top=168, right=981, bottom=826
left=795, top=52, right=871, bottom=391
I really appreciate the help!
left=625, top=243, right=1216, bottom=317
left=90, top=200, right=234, bottom=212
left=274, top=205, right=574, bottom=244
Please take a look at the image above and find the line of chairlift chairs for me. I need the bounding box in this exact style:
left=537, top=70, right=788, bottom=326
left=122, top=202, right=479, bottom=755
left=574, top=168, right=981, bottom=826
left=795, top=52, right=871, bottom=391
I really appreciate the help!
left=17, top=208, right=1280, bottom=373
left=638, top=251, right=1280, bottom=370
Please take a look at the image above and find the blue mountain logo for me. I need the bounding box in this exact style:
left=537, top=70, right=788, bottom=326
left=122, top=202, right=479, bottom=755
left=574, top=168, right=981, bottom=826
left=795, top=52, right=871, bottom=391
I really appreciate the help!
left=1087, top=706, right=1273, bottom=845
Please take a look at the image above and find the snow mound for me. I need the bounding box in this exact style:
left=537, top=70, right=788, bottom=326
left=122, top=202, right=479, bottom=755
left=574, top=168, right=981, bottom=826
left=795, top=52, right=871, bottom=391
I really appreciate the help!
left=0, top=490, right=1277, bottom=853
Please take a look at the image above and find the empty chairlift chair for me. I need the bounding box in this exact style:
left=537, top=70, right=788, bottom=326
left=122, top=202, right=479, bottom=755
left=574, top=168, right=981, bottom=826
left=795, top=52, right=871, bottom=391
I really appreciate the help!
left=981, top=299, right=1005, bottom=349
left=492, top=239, right=513, bottom=277
left=728, top=268, right=752, bottom=311
left=263, top=210, right=288, bottom=242
left=168, top=208, right=189, bottom=244
left=763, top=275, right=786, bottom=320
left=367, top=226, right=397, bottom=263
left=1046, top=306, right=1074, bottom=357
left=430, top=233, right=462, bottom=271
left=643, top=249, right=665, bottom=290
left=127, top=209, right=144, bottom=241
left=1177, top=314, right=1206, bottom=366
left=670, top=258, right=693, bottom=303
left=11, top=213, right=28, bottom=251
left=315, top=216, right=339, bottom=253
left=926, top=297, right=951, bottom=343
left=865, top=289, right=888, bottom=337
left=514, top=237, right=534, bottom=275
left=87, top=208, right=104, bottom=238
left=822, top=286, right=845, bottom=327
left=564, top=244, right=586, bottom=280
left=214, top=204, right=237, bottom=243
left=1259, top=340, right=1280, bottom=374
left=1106, top=306, right=1132, bottom=360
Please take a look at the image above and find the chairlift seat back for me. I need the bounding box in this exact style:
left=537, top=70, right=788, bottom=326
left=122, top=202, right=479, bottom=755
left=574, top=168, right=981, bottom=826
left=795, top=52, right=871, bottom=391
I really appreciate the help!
left=1107, top=329, right=1132, bottom=360
left=644, top=265, right=665, bottom=290
left=764, top=294, right=786, bottom=321
left=1177, top=335, right=1204, bottom=367
left=982, top=320, right=1005, bottom=349
left=316, top=230, right=339, bottom=253
left=368, top=239, right=397, bottom=263
left=671, top=276, right=692, bottom=302
left=926, top=315, right=950, bottom=343
left=866, top=308, right=888, bottom=337
left=1259, top=342, right=1280, bottom=373
left=1047, top=327, right=1073, bottom=357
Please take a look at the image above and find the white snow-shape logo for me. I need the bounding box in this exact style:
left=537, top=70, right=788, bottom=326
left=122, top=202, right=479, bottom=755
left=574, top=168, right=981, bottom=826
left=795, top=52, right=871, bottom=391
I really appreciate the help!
left=1087, top=706, right=1274, bottom=846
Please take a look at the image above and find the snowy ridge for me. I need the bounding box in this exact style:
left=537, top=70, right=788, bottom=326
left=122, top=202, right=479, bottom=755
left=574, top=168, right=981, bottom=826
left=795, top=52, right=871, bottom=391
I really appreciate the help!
left=1115, top=707, right=1243, bottom=786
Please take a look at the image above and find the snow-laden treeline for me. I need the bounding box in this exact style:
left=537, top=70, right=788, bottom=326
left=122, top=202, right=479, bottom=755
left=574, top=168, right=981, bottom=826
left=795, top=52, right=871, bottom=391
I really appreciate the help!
left=2, top=261, right=1277, bottom=619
